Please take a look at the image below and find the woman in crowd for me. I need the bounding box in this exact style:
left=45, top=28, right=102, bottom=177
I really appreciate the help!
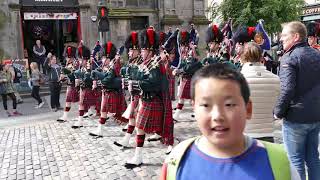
left=29, top=62, right=45, bottom=108
left=0, top=64, right=22, bottom=116
left=241, top=42, right=280, bottom=142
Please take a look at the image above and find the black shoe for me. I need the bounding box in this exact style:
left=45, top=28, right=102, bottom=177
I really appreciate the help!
left=147, top=137, right=161, bottom=142
left=114, top=141, right=124, bottom=147
left=124, top=162, right=142, bottom=169
left=122, top=128, right=128, bottom=132
left=56, top=119, right=66, bottom=123
left=89, top=132, right=102, bottom=137
left=71, top=125, right=83, bottom=129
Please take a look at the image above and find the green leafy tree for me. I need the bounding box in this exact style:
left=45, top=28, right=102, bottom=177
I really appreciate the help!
left=218, top=0, right=305, bottom=33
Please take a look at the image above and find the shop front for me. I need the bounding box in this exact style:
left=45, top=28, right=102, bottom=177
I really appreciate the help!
left=20, top=0, right=81, bottom=62
left=302, top=4, right=320, bottom=22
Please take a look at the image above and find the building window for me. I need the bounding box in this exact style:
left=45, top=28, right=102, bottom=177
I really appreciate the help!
left=139, top=0, right=154, bottom=8
left=165, top=0, right=175, bottom=8
left=130, top=16, right=148, bottom=30
left=118, top=1, right=124, bottom=7
left=126, top=0, right=138, bottom=6
left=109, top=0, right=125, bottom=8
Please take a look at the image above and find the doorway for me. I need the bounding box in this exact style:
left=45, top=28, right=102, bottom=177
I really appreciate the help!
left=22, top=18, right=79, bottom=63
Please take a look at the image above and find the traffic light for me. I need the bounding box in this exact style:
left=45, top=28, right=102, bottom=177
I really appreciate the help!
left=97, top=5, right=109, bottom=32
left=98, top=6, right=108, bottom=19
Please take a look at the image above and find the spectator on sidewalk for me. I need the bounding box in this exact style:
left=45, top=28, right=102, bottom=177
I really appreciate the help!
left=44, top=55, right=62, bottom=112
left=33, top=40, right=46, bottom=74
left=0, top=64, right=22, bottom=117
left=160, top=63, right=300, bottom=180
left=274, top=21, right=320, bottom=180
left=43, top=52, right=52, bottom=79
left=241, top=42, right=280, bottom=142
left=8, top=63, right=23, bottom=104
left=29, top=62, right=45, bottom=109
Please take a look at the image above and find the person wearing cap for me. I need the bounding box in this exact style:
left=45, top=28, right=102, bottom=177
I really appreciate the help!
left=306, top=21, right=320, bottom=50
left=231, top=25, right=257, bottom=70
left=201, top=24, right=224, bottom=66
left=114, top=31, right=142, bottom=147
left=172, top=30, right=202, bottom=120
left=88, top=41, right=127, bottom=137
left=71, top=58, right=97, bottom=128
left=145, top=29, right=179, bottom=153
left=122, top=27, right=168, bottom=168
left=57, top=46, right=80, bottom=122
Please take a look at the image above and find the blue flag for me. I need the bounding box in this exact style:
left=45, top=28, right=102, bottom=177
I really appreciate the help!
left=255, top=20, right=271, bottom=50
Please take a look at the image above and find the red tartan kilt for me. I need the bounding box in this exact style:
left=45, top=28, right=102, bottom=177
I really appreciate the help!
left=136, top=96, right=164, bottom=134
left=168, top=77, right=175, bottom=101
left=66, top=86, right=79, bottom=103
left=161, top=92, right=174, bottom=145
left=101, top=91, right=120, bottom=113
left=80, top=89, right=96, bottom=110
left=178, top=77, right=191, bottom=99
left=122, top=95, right=140, bottom=119
left=92, top=89, right=102, bottom=100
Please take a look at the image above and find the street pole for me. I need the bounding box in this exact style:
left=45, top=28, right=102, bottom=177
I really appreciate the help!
left=98, top=0, right=108, bottom=44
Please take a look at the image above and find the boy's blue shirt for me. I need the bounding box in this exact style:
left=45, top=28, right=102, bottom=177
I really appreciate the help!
left=177, top=139, right=275, bottom=180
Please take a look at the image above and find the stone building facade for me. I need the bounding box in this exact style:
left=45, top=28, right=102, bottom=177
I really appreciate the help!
left=0, top=0, right=209, bottom=61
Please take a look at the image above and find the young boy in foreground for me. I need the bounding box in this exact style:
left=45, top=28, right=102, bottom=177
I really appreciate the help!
left=160, top=63, right=300, bottom=180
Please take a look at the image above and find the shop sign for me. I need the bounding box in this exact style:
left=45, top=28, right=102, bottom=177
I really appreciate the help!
left=303, top=6, right=320, bottom=16
left=24, top=12, right=77, bottom=20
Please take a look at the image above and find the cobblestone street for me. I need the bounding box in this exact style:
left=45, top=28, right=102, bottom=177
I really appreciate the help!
left=0, top=97, right=200, bottom=180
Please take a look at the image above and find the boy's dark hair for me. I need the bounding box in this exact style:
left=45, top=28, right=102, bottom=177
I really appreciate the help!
left=191, top=63, right=250, bottom=104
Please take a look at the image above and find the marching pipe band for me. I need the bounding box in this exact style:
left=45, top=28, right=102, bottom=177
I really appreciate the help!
left=54, top=21, right=275, bottom=169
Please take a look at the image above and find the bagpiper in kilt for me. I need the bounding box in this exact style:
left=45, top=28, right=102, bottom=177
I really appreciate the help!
left=230, top=24, right=258, bottom=71
left=114, top=31, right=142, bottom=147
left=146, top=29, right=181, bottom=154
left=172, top=31, right=202, bottom=120
left=122, top=27, right=166, bottom=168
left=89, top=41, right=127, bottom=137
left=201, top=24, right=224, bottom=67
left=57, top=45, right=80, bottom=122
left=71, top=59, right=97, bottom=129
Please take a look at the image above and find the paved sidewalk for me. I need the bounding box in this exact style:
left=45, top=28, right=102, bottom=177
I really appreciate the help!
left=0, top=101, right=199, bottom=180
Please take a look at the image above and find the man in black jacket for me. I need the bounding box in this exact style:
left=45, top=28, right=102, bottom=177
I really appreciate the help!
left=44, top=55, right=62, bottom=112
left=273, top=21, right=320, bottom=180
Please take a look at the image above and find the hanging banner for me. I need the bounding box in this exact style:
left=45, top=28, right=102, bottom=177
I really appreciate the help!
left=24, top=12, right=78, bottom=20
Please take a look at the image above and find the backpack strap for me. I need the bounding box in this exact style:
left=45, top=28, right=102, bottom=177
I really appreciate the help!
left=165, top=137, right=199, bottom=180
left=260, top=141, right=291, bottom=180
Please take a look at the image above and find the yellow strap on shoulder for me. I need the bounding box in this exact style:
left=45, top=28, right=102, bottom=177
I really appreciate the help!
left=260, top=141, right=291, bottom=180
left=166, top=137, right=198, bottom=180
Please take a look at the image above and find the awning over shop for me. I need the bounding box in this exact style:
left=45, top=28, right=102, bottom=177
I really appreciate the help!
left=302, top=15, right=320, bottom=21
